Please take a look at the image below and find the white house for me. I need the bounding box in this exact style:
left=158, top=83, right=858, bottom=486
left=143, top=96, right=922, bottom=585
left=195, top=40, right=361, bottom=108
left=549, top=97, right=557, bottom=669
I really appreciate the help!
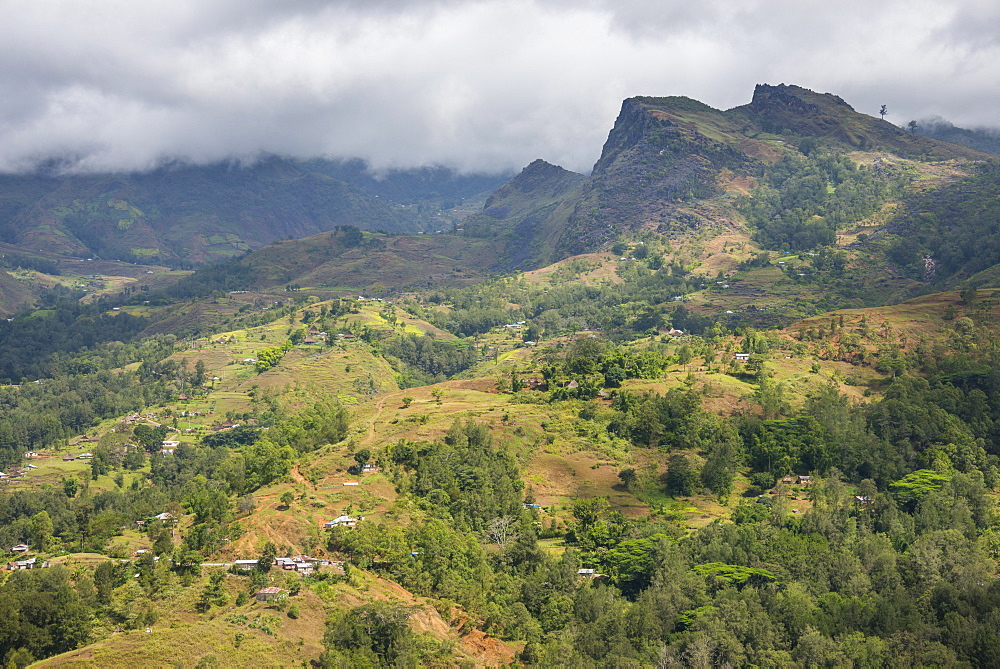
left=324, top=515, right=361, bottom=529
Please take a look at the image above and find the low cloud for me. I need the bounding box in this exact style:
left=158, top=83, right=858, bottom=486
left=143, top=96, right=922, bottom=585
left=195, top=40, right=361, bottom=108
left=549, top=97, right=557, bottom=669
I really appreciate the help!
left=0, top=0, right=996, bottom=175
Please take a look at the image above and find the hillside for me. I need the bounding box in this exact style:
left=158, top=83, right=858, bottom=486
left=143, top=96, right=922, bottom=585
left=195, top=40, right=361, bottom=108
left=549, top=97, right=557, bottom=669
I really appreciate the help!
left=5, top=282, right=1000, bottom=665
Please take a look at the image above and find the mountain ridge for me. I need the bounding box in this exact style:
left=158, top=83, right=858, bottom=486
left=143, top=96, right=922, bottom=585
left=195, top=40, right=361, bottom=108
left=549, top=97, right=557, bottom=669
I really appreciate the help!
left=460, top=83, right=991, bottom=270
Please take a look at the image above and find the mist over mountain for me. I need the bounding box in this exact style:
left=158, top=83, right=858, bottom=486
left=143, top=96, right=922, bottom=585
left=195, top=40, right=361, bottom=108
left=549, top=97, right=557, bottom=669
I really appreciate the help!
left=913, top=118, right=1000, bottom=155
left=0, top=157, right=508, bottom=264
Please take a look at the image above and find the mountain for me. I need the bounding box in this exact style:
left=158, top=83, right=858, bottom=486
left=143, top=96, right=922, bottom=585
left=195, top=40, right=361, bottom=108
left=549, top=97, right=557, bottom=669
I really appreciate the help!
left=727, top=84, right=983, bottom=159
left=0, top=157, right=432, bottom=264
left=461, top=159, right=587, bottom=268
left=467, top=84, right=989, bottom=270
left=153, top=84, right=998, bottom=303
left=293, top=158, right=511, bottom=206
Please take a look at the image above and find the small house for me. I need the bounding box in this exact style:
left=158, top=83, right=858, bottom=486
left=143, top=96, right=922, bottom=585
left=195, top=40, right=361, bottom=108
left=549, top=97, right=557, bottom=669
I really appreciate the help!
left=233, top=560, right=258, bottom=571
left=577, top=568, right=607, bottom=580
left=255, top=586, right=288, bottom=602
left=324, top=515, right=360, bottom=529
left=797, top=475, right=814, bottom=485
left=154, top=512, right=176, bottom=522
left=734, top=353, right=751, bottom=361
left=8, top=557, right=48, bottom=571
left=280, top=555, right=318, bottom=573
left=10, top=544, right=29, bottom=553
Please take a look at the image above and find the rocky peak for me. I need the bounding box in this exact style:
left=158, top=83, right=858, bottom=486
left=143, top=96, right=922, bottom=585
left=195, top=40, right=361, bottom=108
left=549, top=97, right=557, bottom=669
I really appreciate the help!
left=748, top=83, right=855, bottom=116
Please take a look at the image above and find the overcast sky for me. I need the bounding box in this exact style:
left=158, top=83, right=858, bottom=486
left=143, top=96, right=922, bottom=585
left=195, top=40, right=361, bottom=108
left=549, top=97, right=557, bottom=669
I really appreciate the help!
left=1, top=0, right=997, bottom=175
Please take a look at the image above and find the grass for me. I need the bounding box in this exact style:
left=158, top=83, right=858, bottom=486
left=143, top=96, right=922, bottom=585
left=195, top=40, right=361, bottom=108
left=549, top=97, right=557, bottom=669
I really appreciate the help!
left=4, top=452, right=145, bottom=495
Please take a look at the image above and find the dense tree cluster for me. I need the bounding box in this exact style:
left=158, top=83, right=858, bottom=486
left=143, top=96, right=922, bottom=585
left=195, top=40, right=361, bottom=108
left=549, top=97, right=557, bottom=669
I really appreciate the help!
left=880, top=164, right=1000, bottom=284
left=386, top=419, right=523, bottom=531
left=414, top=260, right=707, bottom=340
left=0, top=302, right=153, bottom=383
left=740, top=152, right=909, bottom=251
left=380, top=333, right=479, bottom=386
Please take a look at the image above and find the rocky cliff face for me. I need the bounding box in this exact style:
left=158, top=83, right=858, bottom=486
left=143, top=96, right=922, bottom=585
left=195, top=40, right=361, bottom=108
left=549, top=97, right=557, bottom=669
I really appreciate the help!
left=471, top=94, right=755, bottom=266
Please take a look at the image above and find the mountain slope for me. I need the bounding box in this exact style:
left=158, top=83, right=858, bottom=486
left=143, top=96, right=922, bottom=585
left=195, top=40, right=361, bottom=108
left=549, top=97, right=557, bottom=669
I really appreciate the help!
left=461, top=159, right=587, bottom=269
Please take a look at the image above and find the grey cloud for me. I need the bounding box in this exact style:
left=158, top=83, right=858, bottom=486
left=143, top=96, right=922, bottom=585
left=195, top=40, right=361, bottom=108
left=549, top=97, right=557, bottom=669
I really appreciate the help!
left=0, top=0, right=996, bottom=175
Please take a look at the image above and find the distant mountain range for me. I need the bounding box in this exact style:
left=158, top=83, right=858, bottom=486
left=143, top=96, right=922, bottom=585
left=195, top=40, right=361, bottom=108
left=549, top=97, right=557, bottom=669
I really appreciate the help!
left=0, top=157, right=508, bottom=265
left=913, top=118, right=1000, bottom=155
